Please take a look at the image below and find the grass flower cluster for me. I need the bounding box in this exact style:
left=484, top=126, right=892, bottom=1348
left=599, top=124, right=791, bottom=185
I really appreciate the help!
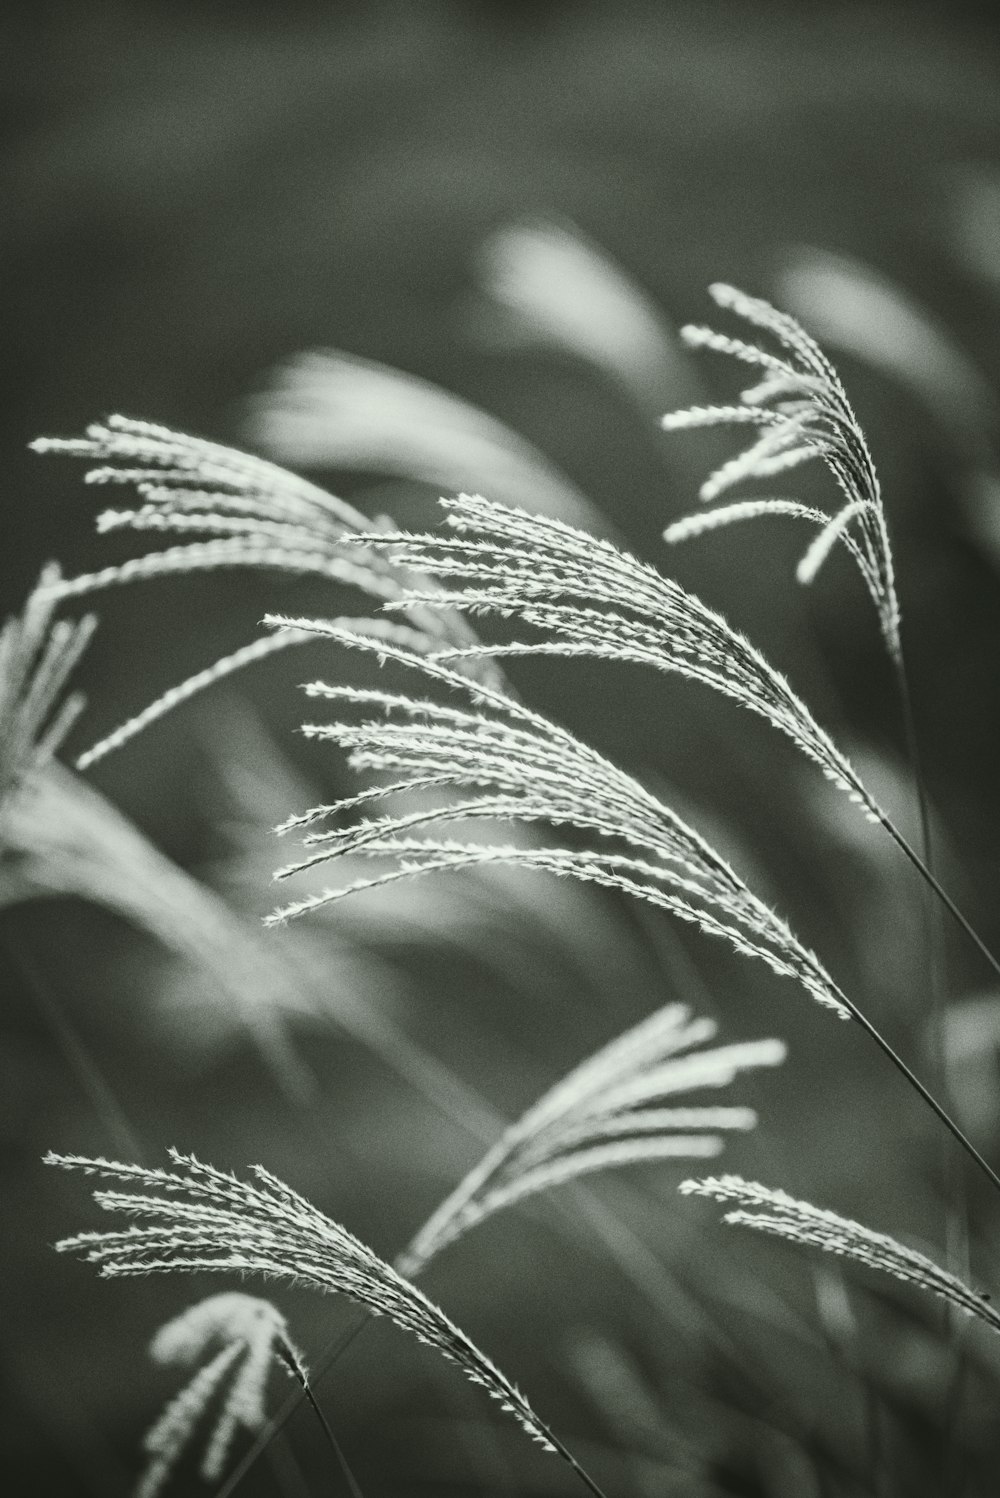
left=28, top=274, right=1000, bottom=1496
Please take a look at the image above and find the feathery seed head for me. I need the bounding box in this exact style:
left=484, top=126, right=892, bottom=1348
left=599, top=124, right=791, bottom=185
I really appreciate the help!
left=398, top=1007, right=785, bottom=1277
left=264, top=619, right=850, bottom=1019
left=47, top=1149, right=557, bottom=1454
left=663, top=284, right=901, bottom=661
left=680, top=1174, right=1000, bottom=1334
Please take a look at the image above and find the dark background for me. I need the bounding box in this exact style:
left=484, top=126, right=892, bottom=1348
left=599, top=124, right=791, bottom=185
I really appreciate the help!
left=5, top=4, right=1000, bottom=1495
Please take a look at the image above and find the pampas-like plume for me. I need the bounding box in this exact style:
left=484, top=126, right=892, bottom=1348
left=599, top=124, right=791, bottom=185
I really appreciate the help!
left=46, top=1150, right=572, bottom=1466
left=679, top=1175, right=1000, bottom=1335
left=265, top=624, right=851, bottom=1018
left=134, top=1293, right=307, bottom=1498
left=661, top=283, right=900, bottom=662
left=30, top=416, right=499, bottom=766
left=325, top=491, right=882, bottom=819
left=337, top=493, right=1000, bottom=1000
left=397, top=1004, right=785, bottom=1277
left=263, top=609, right=1000, bottom=1198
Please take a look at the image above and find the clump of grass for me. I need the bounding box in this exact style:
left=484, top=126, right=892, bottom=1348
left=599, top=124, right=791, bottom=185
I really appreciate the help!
left=33, top=274, right=1000, bottom=1493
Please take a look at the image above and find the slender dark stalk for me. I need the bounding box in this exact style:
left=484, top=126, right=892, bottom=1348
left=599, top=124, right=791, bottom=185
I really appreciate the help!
left=876, top=813, right=1000, bottom=988
left=215, top=1315, right=371, bottom=1498
left=275, top=1342, right=366, bottom=1498
left=833, top=985, right=1000, bottom=1197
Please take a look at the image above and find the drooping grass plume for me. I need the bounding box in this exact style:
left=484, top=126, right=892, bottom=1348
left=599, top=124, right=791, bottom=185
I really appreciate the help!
left=46, top=1149, right=609, bottom=1496
left=247, top=348, right=601, bottom=527
left=328, top=492, right=881, bottom=815
left=30, top=416, right=500, bottom=765
left=661, top=283, right=900, bottom=663
left=340, top=493, right=1000, bottom=991
left=266, top=624, right=850, bottom=1018
left=397, top=1003, right=785, bottom=1277
left=680, top=1175, right=1000, bottom=1336
left=134, top=1293, right=309, bottom=1498
left=263, top=615, right=1000, bottom=1198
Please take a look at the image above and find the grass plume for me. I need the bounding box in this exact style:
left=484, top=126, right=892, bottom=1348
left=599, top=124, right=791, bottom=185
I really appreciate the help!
left=662, top=283, right=900, bottom=662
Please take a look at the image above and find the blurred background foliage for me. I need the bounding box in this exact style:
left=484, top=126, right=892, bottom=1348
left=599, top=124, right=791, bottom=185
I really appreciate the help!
left=5, top=2, right=1000, bottom=1494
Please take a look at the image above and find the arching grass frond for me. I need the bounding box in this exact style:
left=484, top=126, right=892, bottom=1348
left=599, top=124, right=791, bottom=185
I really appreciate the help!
left=46, top=1150, right=559, bottom=1457
left=662, top=284, right=900, bottom=661
left=264, top=621, right=850, bottom=1018
left=398, top=1005, right=785, bottom=1276
left=31, top=417, right=500, bottom=762
left=680, top=1175, right=1000, bottom=1335
left=325, top=492, right=881, bottom=820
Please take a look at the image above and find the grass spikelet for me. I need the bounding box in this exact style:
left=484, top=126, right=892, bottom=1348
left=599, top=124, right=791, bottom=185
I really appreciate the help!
left=680, top=1175, right=1000, bottom=1335
left=662, top=284, right=900, bottom=662
left=398, top=1005, right=785, bottom=1276
left=136, top=1293, right=307, bottom=1498
left=46, top=1149, right=561, bottom=1459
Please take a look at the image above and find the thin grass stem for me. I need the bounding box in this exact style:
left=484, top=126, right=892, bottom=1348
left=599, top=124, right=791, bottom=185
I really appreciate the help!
left=274, top=1343, right=366, bottom=1498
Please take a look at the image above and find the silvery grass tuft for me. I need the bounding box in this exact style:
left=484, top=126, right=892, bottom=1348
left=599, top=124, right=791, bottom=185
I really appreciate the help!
left=661, top=283, right=900, bottom=664
left=133, top=1293, right=308, bottom=1498
left=45, top=1149, right=609, bottom=1492
left=50, top=993, right=780, bottom=1493
left=680, top=1176, right=1000, bottom=1337
left=343, top=492, right=885, bottom=819
left=267, top=624, right=849, bottom=1015
left=30, top=415, right=501, bottom=767
left=346, top=490, right=1000, bottom=991
left=396, top=1002, right=785, bottom=1278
